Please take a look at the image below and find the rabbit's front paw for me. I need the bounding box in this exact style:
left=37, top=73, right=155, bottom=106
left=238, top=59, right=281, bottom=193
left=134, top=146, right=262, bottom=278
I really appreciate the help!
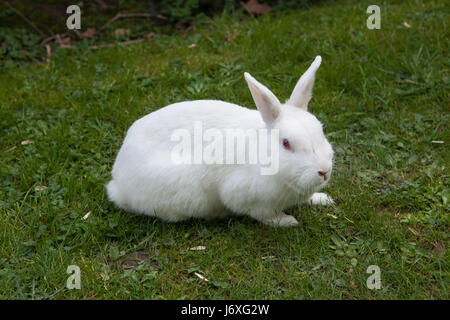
left=264, top=212, right=298, bottom=227
left=308, top=193, right=334, bottom=206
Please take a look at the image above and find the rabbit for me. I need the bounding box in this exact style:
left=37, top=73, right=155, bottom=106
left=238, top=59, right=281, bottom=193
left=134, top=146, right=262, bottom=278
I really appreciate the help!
left=106, top=56, right=334, bottom=227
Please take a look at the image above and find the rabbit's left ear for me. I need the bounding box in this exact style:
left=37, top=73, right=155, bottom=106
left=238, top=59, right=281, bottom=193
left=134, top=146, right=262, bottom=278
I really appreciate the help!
left=287, top=56, right=322, bottom=110
left=244, top=72, right=281, bottom=125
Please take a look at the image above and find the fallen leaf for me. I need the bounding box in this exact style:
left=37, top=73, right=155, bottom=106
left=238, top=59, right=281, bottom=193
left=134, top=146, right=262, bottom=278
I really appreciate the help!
left=189, top=246, right=206, bottom=251
left=432, top=241, right=445, bottom=257
left=145, top=32, right=155, bottom=40
left=242, top=0, right=271, bottom=15
left=403, top=21, right=411, bottom=28
left=21, top=140, right=34, bottom=145
left=327, top=213, right=338, bottom=219
left=194, top=272, right=209, bottom=282
left=81, top=28, right=97, bottom=39
left=114, top=28, right=130, bottom=38
left=404, top=79, right=418, bottom=84
left=188, top=43, right=196, bottom=48
left=224, top=33, right=237, bottom=41
left=82, top=211, right=91, bottom=220
left=311, top=263, right=324, bottom=272
left=408, top=227, right=420, bottom=236
left=344, top=216, right=354, bottom=224
left=6, top=146, right=17, bottom=152
left=35, top=186, right=47, bottom=191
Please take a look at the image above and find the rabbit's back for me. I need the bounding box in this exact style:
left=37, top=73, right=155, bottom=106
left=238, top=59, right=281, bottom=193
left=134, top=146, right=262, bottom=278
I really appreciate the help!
left=131, top=100, right=258, bottom=137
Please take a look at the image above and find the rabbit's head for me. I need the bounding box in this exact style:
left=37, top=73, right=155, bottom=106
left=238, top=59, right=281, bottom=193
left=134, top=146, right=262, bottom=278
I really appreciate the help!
left=244, top=56, right=333, bottom=195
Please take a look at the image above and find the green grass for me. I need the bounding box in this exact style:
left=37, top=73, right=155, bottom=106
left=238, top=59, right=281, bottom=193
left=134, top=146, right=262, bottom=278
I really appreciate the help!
left=0, top=0, right=448, bottom=299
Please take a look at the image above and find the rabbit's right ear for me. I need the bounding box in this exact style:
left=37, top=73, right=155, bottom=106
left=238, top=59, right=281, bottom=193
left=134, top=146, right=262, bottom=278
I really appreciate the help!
left=244, top=72, right=281, bottom=125
left=287, top=56, right=322, bottom=110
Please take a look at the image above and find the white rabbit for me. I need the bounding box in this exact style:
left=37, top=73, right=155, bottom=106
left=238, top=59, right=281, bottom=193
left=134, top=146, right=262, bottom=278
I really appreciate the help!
left=107, top=56, right=334, bottom=227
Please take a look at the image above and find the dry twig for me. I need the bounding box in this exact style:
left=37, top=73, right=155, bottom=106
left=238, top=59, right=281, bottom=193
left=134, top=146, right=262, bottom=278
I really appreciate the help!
left=45, top=44, right=51, bottom=63
left=94, top=0, right=109, bottom=10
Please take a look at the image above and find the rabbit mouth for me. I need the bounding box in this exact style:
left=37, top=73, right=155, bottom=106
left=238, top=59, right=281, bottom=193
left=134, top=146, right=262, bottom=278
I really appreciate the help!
left=285, top=172, right=326, bottom=196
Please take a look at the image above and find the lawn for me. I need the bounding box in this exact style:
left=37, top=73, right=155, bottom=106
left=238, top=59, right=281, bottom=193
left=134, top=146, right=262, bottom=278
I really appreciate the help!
left=0, top=0, right=448, bottom=299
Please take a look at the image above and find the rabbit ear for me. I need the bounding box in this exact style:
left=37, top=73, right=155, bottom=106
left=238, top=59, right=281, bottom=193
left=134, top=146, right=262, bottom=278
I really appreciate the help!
left=287, top=56, right=322, bottom=110
left=244, top=72, right=281, bottom=125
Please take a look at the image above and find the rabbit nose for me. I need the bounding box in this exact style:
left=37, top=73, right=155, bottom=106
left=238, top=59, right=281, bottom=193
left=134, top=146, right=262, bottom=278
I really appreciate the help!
left=318, top=170, right=329, bottom=180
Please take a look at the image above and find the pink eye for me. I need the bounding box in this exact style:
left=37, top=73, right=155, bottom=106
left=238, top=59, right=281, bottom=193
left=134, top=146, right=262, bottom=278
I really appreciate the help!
left=282, top=138, right=291, bottom=150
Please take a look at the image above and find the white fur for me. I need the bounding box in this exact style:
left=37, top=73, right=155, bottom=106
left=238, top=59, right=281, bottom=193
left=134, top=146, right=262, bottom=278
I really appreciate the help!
left=308, top=192, right=334, bottom=206
left=107, top=56, right=334, bottom=227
